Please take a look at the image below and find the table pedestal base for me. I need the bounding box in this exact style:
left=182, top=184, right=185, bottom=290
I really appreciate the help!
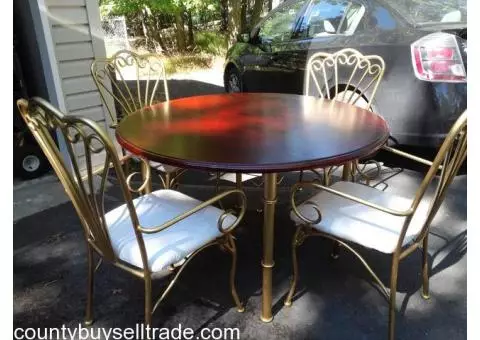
left=261, top=173, right=277, bottom=323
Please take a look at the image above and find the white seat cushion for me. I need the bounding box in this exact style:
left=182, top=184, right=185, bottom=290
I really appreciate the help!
left=290, top=181, right=429, bottom=253
left=219, top=173, right=262, bottom=183
left=105, top=189, right=236, bottom=272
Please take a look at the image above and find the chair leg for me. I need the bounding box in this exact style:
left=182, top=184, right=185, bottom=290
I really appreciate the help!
left=144, top=275, right=153, bottom=326
left=84, top=246, right=94, bottom=326
left=168, top=169, right=184, bottom=190
left=330, top=241, right=340, bottom=260
left=164, top=172, right=171, bottom=189
left=214, top=172, right=225, bottom=210
left=214, top=172, right=221, bottom=194
left=388, top=256, right=400, bottom=340
left=235, top=173, right=244, bottom=209
left=285, top=227, right=302, bottom=306
left=351, top=160, right=359, bottom=183
left=324, top=167, right=331, bottom=186
left=422, top=235, right=430, bottom=300
left=226, top=235, right=245, bottom=312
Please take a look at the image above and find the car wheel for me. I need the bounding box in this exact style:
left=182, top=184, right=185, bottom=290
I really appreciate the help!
left=225, top=67, right=243, bottom=93
left=15, top=144, right=49, bottom=180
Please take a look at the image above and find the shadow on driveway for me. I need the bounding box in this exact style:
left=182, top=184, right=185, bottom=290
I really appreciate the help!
left=13, top=169, right=467, bottom=339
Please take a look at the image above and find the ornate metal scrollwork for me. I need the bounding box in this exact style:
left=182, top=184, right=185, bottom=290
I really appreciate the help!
left=91, top=50, right=169, bottom=125
left=124, top=157, right=152, bottom=193
left=305, top=48, right=385, bottom=111
left=290, top=183, right=323, bottom=225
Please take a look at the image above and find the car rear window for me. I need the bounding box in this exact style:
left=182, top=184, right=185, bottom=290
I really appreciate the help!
left=386, top=0, right=466, bottom=25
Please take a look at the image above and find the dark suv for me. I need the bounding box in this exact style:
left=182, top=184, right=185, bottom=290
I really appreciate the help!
left=224, top=0, right=467, bottom=147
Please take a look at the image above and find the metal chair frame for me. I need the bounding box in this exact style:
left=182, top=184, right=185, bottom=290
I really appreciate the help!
left=304, top=47, right=387, bottom=185
left=91, top=49, right=169, bottom=124
left=17, top=97, right=247, bottom=326
left=305, top=47, right=385, bottom=110
left=285, top=111, right=467, bottom=340
left=91, top=49, right=182, bottom=189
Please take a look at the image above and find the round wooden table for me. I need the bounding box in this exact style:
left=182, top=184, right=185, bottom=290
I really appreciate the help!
left=116, top=92, right=390, bottom=322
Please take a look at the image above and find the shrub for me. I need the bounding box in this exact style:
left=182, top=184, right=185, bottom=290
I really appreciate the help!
left=163, top=54, right=214, bottom=75
left=193, top=31, right=228, bottom=56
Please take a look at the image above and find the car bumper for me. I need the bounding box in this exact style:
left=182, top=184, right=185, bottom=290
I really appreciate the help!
left=375, top=80, right=466, bottom=147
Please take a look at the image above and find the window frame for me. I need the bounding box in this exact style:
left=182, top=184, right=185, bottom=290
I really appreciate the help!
left=293, top=0, right=370, bottom=40
left=250, top=0, right=311, bottom=44
left=380, top=0, right=466, bottom=26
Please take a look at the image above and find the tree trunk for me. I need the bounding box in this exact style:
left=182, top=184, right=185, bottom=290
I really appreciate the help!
left=153, top=14, right=169, bottom=53
left=174, top=10, right=186, bottom=52
left=220, top=0, right=229, bottom=32
left=187, top=10, right=194, bottom=48
left=240, top=0, right=248, bottom=33
left=141, top=13, right=166, bottom=53
left=268, top=0, right=273, bottom=11
left=141, top=9, right=157, bottom=51
left=152, top=30, right=168, bottom=53
left=140, top=10, right=149, bottom=40
left=251, top=0, right=265, bottom=27
left=227, top=0, right=242, bottom=47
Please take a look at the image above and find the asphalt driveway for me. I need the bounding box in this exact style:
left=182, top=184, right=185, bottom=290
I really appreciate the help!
left=13, top=73, right=467, bottom=339
left=13, top=165, right=467, bottom=339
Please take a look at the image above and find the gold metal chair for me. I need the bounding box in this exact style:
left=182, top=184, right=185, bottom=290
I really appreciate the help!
left=285, top=111, right=467, bottom=339
left=303, top=47, right=387, bottom=185
left=17, top=97, right=247, bottom=326
left=91, top=49, right=183, bottom=189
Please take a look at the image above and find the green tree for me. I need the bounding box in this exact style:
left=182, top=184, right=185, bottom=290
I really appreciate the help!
left=219, top=0, right=228, bottom=31
left=103, top=0, right=243, bottom=52
left=106, top=0, right=201, bottom=52
left=250, top=0, right=265, bottom=29
left=227, top=0, right=242, bottom=46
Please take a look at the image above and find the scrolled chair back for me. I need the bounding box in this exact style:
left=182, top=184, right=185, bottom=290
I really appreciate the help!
left=91, top=49, right=169, bottom=125
left=16, top=97, right=150, bottom=267
left=398, top=111, right=467, bottom=251
left=305, top=48, right=385, bottom=111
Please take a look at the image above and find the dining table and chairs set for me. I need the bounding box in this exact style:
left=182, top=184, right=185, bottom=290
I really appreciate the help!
left=17, top=48, right=467, bottom=340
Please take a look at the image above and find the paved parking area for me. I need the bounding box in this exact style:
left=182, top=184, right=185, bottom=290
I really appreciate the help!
left=13, top=165, right=466, bottom=339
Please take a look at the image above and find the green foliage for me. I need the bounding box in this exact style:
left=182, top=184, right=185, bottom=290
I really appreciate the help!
left=194, top=31, right=227, bottom=55
left=101, top=0, right=259, bottom=60
left=107, top=0, right=147, bottom=15
left=106, top=0, right=217, bottom=15
left=163, top=54, right=213, bottom=75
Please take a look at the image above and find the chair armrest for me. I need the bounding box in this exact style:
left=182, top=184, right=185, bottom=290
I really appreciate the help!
left=291, top=181, right=413, bottom=225
left=382, top=145, right=441, bottom=169
left=138, top=189, right=247, bottom=235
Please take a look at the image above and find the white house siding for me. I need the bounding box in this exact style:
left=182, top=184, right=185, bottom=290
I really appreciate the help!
left=41, top=0, right=118, bottom=171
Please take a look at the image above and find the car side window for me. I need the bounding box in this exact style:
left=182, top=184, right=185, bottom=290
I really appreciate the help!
left=298, top=0, right=366, bottom=38
left=371, top=5, right=399, bottom=30
left=258, top=0, right=308, bottom=43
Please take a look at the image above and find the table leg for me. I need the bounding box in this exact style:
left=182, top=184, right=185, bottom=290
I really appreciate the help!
left=342, top=161, right=352, bottom=182
left=236, top=173, right=243, bottom=207
left=236, top=173, right=243, bottom=189
left=261, top=173, right=277, bottom=322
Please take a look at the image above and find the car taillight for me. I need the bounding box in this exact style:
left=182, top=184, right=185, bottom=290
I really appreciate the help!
left=411, top=32, right=466, bottom=83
